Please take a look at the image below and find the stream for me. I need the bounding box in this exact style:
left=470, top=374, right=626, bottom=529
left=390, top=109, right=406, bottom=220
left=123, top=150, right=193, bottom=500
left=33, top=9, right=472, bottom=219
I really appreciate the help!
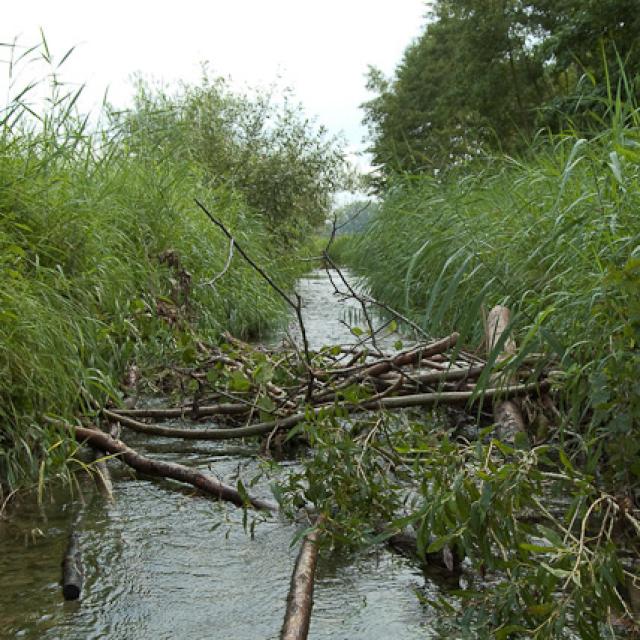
left=0, top=269, right=441, bottom=640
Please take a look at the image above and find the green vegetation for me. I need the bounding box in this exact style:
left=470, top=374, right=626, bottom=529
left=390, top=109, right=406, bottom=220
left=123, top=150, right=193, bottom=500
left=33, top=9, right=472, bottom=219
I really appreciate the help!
left=288, top=4, right=640, bottom=636
left=328, top=110, right=640, bottom=633
left=0, top=41, right=348, bottom=496
left=363, top=0, right=640, bottom=180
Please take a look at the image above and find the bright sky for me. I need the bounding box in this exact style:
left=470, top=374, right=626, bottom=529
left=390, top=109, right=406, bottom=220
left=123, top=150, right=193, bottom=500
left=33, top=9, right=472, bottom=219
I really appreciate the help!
left=2, top=0, right=428, bottom=174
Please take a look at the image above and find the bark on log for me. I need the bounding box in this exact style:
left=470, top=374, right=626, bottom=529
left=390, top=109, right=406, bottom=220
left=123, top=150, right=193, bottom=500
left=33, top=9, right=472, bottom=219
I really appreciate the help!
left=68, top=425, right=276, bottom=511
left=105, top=382, right=547, bottom=441
left=62, top=530, right=83, bottom=600
left=321, top=333, right=459, bottom=380
left=89, top=447, right=114, bottom=501
left=362, top=332, right=459, bottom=378
left=110, top=403, right=250, bottom=420
left=281, top=518, right=324, bottom=640
left=486, top=306, right=527, bottom=440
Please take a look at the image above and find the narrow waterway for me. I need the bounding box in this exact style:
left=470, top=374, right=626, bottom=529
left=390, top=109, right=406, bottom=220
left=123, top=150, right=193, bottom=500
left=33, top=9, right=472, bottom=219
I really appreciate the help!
left=0, top=269, right=440, bottom=640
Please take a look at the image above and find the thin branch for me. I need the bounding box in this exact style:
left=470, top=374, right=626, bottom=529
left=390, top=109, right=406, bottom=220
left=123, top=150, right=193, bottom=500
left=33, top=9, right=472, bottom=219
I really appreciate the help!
left=195, top=199, right=315, bottom=400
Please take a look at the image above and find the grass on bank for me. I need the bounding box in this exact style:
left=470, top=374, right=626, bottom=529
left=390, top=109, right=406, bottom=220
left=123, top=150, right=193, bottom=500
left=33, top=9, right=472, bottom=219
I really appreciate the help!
left=0, top=43, right=346, bottom=497
left=332, top=88, right=640, bottom=637
left=349, top=98, right=640, bottom=487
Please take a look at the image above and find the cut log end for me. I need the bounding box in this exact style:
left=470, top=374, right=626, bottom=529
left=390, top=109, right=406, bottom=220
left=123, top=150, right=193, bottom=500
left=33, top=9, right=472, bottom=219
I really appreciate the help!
left=62, top=532, right=84, bottom=601
left=62, top=583, right=81, bottom=601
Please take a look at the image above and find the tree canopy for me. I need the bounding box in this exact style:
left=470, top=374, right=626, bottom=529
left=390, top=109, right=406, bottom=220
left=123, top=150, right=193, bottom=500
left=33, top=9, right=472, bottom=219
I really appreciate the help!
left=363, top=0, right=640, bottom=180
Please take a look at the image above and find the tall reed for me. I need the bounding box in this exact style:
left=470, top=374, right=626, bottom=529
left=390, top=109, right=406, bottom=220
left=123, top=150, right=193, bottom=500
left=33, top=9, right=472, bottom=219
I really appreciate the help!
left=0, top=41, right=339, bottom=496
left=349, top=89, right=640, bottom=488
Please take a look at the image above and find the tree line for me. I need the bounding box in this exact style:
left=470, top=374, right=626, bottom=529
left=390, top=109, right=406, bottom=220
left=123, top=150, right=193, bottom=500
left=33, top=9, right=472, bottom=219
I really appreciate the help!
left=363, top=0, right=640, bottom=180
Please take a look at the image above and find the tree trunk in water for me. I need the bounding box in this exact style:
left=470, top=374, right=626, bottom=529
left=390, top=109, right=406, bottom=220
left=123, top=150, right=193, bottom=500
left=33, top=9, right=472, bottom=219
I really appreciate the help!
left=281, top=518, right=324, bottom=640
left=62, top=529, right=83, bottom=600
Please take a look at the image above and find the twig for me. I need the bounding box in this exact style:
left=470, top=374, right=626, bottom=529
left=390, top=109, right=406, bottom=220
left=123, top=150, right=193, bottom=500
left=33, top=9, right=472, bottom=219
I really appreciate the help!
left=195, top=199, right=316, bottom=401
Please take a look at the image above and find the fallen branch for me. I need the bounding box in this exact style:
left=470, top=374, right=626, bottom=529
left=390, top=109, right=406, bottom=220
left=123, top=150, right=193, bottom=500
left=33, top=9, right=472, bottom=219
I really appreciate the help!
left=195, top=198, right=316, bottom=400
left=68, top=424, right=277, bottom=511
left=104, top=381, right=548, bottom=441
left=281, top=517, right=324, bottom=640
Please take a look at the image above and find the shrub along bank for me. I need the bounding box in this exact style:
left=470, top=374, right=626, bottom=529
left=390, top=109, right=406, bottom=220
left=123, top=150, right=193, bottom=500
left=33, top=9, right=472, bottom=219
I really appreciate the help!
left=340, top=100, right=640, bottom=635
left=0, top=47, right=348, bottom=496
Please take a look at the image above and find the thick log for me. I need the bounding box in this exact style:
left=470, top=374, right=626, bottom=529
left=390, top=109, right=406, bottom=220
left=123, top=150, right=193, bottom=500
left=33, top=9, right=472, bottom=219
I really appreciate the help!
left=379, top=364, right=485, bottom=389
left=105, top=382, right=547, bottom=441
left=68, top=425, right=276, bottom=511
left=62, top=530, right=83, bottom=600
left=281, top=518, right=324, bottom=640
left=485, top=306, right=527, bottom=439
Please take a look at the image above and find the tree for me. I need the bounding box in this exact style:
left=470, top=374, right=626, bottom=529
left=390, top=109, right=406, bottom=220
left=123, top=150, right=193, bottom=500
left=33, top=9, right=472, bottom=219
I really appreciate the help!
left=363, top=0, right=640, bottom=181
left=123, top=74, right=353, bottom=244
left=363, top=1, right=548, bottom=180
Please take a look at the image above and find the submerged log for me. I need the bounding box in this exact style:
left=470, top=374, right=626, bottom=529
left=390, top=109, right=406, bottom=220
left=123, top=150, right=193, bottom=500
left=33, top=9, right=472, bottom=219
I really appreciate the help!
left=68, top=425, right=276, bottom=511
left=281, top=518, right=324, bottom=640
left=62, top=529, right=83, bottom=600
left=485, top=306, right=527, bottom=441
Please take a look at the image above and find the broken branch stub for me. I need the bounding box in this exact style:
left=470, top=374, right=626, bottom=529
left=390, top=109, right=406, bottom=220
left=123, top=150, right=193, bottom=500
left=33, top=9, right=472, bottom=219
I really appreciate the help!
left=485, top=305, right=527, bottom=441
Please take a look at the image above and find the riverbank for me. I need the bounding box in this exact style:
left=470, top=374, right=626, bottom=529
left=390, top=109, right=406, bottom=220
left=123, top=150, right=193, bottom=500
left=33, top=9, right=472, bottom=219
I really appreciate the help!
left=0, top=55, right=348, bottom=498
left=336, top=117, right=640, bottom=635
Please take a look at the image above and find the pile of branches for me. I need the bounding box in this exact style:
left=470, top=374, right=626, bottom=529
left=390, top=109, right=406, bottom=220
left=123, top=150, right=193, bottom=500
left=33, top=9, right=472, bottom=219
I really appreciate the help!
left=101, top=329, right=549, bottom=445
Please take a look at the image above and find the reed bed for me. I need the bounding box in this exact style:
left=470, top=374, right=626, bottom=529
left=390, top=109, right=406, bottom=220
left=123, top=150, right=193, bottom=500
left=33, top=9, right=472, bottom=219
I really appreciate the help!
left=0, top=43, right=338, bottom=495
left=349, top=98, right=640, bottom=489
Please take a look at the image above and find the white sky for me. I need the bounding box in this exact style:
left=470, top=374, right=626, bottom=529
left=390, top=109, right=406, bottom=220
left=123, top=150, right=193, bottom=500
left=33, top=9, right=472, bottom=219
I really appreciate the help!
left=2, top=0, right=427, bottom=175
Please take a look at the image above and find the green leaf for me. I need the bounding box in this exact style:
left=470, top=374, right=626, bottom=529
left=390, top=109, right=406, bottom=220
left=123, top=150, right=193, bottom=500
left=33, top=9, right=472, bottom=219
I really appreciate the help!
left=427, top=533, right=453, bottom=553
left=236, top=478, right=250, bottom=506
left=495, top=624, right=529, bottom=639
left=519, top=542, right=558, bottom=553
left=254, top=362, right=274, bottom=384
left=541, top=562, right=571, bottom=578
left=526, top=602, right=555, bottom=617
left=229, top=370, right=251, bottom=392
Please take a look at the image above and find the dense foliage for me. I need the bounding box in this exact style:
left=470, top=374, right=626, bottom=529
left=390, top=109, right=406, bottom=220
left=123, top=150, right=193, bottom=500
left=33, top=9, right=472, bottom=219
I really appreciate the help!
left=337, top=93, right=640, bottom=635
left=363, top=0, right=640, bottom=179
left=0, top=42, right=348, bottom=495
left=126, top=75, right=351, bottom=243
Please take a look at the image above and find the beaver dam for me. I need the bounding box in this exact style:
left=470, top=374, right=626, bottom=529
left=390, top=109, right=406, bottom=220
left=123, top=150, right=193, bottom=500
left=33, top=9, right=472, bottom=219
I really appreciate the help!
left=0, top=255, right=571, bottom=640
